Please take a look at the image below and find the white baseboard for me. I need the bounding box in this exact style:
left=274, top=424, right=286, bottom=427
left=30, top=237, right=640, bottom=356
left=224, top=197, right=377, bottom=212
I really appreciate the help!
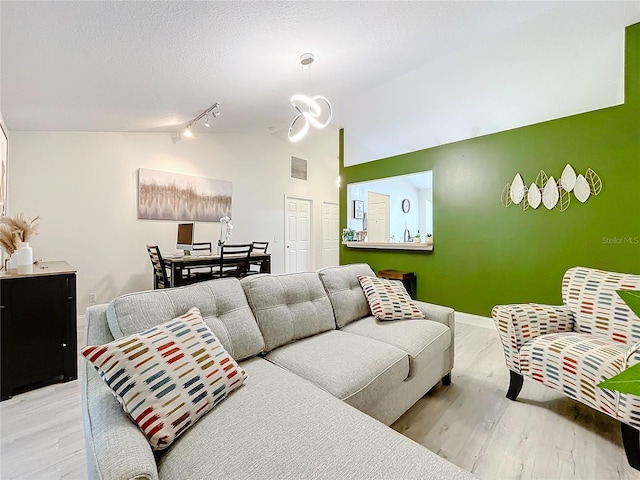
left=455, top=311, right=494, bottom=330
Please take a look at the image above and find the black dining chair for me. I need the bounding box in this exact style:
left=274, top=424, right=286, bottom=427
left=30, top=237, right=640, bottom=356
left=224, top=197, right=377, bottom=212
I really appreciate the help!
left=146, top=245, right=171, bottom=289
left=214, top=243, right=254, bottom=279
left=245, top=241, right=269, bottom=276
left=192, top=242, right=212, bottom=254
left=187, top=242, right=214, bottom=276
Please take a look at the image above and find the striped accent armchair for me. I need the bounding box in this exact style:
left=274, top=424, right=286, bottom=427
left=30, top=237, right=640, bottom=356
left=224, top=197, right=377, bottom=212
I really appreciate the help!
left=493, top=266, right=640, bottom=470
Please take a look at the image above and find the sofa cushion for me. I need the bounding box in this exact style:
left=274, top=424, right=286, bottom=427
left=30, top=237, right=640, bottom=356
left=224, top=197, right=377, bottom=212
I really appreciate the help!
left=318, top=263, right=375, bottom=327
left=358, top=275, right=425, bottom=320
left=158, top=356, right=475, bottom=480
left=519, top=332, right=627, bottom=414
left=241, top=272, right=335, bottom=353
left=82, top=307, right=247, bottom=450
left=107, top=278, right=264, bottom=361
left=265, top=330, right=409, bottom=413
left=341, top=315, right=451, bottom=378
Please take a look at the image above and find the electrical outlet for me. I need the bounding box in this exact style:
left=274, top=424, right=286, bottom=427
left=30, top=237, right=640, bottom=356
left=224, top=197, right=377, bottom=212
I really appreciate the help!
left=89, top=293, right=97, bottom=303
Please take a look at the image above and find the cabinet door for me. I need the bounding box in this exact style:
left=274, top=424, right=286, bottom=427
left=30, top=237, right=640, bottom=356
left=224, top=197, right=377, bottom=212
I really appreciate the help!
left=1, top=275, right=68, bottom=394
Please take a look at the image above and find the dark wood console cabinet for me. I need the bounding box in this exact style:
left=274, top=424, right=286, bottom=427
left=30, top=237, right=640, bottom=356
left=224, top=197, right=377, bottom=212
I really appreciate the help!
left=1, top=261, right=77, bottom=401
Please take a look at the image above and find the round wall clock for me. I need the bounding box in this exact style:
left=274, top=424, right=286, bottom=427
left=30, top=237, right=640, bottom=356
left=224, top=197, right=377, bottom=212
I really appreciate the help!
left=402, top=198, right=410, bottom=213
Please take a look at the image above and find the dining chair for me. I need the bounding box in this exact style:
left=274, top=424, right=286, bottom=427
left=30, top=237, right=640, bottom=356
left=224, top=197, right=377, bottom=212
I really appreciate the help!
left=187, top=242, right=214, bottom=276
left=192, top=242, right=212, bottom=254
left=214, top=243, right=253, bottom=279
left=146, top=245, right=170, bottom=289
left=245, top=241, right=269, bottom=276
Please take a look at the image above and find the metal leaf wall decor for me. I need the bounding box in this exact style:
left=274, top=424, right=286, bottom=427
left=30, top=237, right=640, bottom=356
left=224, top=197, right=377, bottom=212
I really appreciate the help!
left=501, top=165, right=601, bottom=212
left=560, top=164, right=577, bottom=192
left=527, top=182, right=542, bottom=209
left=535, top=170, right=548, bottom=189
left=519, top=187, right=530, bottom=211
left=542, top=176, right=559, bottom=210
left=501, top=183, right=513, bottom=207
left=510, top=173, right=526, bottom=204
left=586, top=168, right=602, bottom=195
left=555, top=182, right=571, bottom=212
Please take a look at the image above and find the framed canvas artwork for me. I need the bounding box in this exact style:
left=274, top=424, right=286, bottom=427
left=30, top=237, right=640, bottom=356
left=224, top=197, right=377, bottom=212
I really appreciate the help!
left=138, top=169, right=232, bottom=222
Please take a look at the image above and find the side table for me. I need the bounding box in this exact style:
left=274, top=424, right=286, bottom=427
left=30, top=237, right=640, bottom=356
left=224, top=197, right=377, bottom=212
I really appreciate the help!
left=377, top=269, right=416, bottom=299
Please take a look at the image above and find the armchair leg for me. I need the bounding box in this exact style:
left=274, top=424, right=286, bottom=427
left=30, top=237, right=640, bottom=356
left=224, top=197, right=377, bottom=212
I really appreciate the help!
left=442, top=373, right=451, bottom=386
left=506, top=371, right=524, bottom=401
left=621, top=423, right=640, bottom=471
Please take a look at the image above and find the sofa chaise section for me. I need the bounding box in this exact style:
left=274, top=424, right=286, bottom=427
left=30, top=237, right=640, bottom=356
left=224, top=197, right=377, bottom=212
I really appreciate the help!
left=158, top=355, right=473, bottom=480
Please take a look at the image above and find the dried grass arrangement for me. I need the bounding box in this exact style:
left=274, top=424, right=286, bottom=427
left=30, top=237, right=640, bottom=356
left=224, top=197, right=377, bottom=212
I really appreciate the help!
left=0, top=213, right=39, bottom=255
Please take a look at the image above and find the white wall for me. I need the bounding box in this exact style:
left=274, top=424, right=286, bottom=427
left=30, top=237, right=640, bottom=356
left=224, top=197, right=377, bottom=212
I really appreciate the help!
left=417, top=188, right=434, bottom=236
left=7, top=130, right=338, bottom=313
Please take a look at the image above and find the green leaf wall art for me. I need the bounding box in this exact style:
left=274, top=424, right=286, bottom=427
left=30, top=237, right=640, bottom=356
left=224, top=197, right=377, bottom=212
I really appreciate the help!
left=598, top=290, right=640, bottom=396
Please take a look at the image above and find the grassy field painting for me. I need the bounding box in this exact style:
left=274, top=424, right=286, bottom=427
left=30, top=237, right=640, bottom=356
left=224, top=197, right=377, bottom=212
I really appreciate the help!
left=138, top=168, right=232, bottom=222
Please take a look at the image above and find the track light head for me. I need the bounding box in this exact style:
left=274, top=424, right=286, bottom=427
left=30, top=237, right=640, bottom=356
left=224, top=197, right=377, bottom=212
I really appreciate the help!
left=182, top=125, right=194, bottom=138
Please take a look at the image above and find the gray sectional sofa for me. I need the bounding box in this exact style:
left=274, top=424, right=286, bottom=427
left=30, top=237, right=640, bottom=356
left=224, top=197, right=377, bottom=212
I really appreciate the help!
left=82, top=263, right=473, bottom=479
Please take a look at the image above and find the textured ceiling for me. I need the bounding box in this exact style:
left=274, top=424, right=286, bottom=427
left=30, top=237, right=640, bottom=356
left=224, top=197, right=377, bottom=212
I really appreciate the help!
left=1, top=1, right=638, bottom=164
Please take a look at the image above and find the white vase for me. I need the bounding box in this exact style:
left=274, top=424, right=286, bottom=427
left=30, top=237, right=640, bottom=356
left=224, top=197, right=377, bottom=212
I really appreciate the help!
left=9, top=252, right=19, bottom=271
left=17, top=242, right=33, bottom=274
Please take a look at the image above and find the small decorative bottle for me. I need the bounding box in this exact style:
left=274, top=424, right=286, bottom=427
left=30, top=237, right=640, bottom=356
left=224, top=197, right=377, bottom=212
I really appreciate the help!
left=403, top=224, right=411, bottom=242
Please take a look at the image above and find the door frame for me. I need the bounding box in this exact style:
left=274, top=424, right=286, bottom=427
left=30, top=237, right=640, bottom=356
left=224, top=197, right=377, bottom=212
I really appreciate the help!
left=321, top=200, right=339, bottom=268
left=283, top=195, right=314, bottom=273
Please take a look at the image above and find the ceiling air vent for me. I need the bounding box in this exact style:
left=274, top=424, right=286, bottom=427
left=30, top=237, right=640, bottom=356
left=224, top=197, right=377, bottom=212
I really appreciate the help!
left=291, top=156, right=308, bottom=181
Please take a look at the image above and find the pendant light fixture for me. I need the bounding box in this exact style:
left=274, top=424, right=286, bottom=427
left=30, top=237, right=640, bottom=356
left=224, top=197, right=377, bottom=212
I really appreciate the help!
left=288, top=53, right=332, bottom=143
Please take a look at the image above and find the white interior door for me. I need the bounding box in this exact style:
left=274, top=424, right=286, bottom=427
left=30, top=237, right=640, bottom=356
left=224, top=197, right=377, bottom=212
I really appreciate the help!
left=367, top=191, right=390, bottom=242
left=285, top=196, right=312, bottom=273
left=321, top=201, right=339, bottom=267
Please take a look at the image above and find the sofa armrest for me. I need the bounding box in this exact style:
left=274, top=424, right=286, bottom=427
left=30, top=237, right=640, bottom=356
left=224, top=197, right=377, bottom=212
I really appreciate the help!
left=492, top=303, right=574, bottom=373
left=82, top=307, right=159, bottom=480
left=414, top=300, right=455, bottom=370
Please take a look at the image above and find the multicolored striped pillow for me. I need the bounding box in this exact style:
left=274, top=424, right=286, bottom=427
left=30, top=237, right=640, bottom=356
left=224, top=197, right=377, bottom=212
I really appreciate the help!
left=81, top=306, right=246, bottom=450
left=358, top=275, right=425, bottom=321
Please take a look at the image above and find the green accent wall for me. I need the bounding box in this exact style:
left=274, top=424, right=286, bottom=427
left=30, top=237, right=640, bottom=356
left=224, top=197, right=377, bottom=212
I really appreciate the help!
left=340, top=22, right=640, bottom=317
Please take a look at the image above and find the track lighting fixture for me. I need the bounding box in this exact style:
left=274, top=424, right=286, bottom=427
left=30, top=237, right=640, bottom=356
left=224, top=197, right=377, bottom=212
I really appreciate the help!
left=180, top=102, right=220, bottom=139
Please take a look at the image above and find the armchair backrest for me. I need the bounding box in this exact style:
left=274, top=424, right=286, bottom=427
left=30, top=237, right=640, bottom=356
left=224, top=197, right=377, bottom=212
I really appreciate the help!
left=562, top=266, right=640, bottom=345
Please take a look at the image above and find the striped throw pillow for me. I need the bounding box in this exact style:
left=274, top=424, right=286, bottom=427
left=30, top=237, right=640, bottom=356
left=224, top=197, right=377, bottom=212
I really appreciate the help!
left=81, top=306, right=246, bottom=450
left=358, top=275, right=425, bottom=321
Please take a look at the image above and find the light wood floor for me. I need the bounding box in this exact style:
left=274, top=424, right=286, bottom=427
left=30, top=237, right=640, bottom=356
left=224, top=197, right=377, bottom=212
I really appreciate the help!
left=392, top=323, right=637, bottom=479
left=0, top=322, right=636, bottom=479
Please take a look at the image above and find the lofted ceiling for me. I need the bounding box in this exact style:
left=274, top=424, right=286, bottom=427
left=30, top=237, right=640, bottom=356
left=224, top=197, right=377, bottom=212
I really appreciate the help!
left=1, top=1, right=638, bottom=165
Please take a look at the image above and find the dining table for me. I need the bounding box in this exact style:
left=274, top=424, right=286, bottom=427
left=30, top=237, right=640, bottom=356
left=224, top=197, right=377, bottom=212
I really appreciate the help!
left=163, top=252, right=271, bottom=288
